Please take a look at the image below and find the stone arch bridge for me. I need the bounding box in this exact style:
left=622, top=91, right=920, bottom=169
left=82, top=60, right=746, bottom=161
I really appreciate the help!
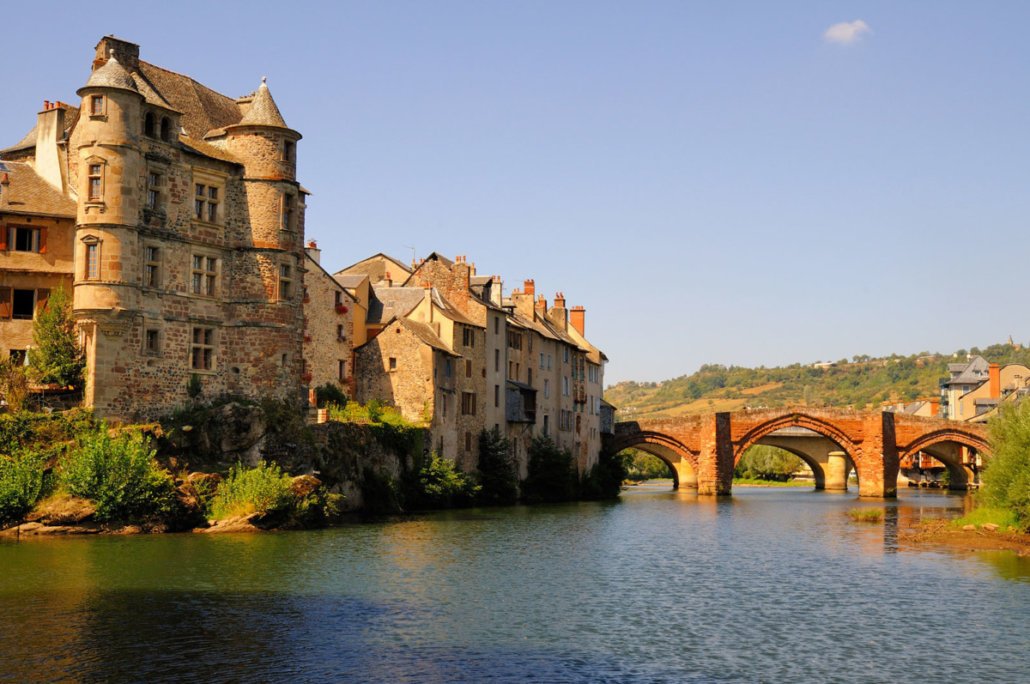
left=604, top=409, right=990, bottom=498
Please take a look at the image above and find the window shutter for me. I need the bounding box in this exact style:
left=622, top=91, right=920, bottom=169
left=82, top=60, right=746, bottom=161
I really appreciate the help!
left=38, top=228, right=47, bottom=254
left=0, top=288, right=11, bottom=319
left=35, top=288, right=50, bottom=315
left=0, top=226, right=7, bottom=251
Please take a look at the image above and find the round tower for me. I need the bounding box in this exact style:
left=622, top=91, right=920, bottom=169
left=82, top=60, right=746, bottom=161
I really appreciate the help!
left=73, top=51, right=146, bottom=411
left=222, top=79, right=306, bottom=392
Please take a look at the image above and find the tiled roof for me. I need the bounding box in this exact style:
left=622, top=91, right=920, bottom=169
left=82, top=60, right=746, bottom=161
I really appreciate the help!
left=0, top=162, right=75, bottom=217
left=2, top=106, right=80, bottom=155
left=429, top=289, right=480, bottom=327
left=137, top=61, right=243, bottom=140
left=237, top=80, right=290, bottom=129
left=81, top=54, right=138, bottom=93
left=334, top=274, right=368, bottom=289
left=178, top=135, right=241, bottom=165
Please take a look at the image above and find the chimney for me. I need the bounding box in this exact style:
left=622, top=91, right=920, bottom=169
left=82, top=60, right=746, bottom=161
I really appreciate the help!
left=304, top=239, right=321, bottom=265
left=535, top=294, right=547, bottom=316
left=929, top=398, right=939, bottom=417
left=34, top=102, right=66, bottom=192
left=989, top=363, right=1001, bottom=399
left=383, top=271, right=392, bottom=287
left=523, top=279, right=535, bottom=296
left=94, top=35, right=140, bottom=72
left=553, top=292, right=565, bottom=310
left=570, top=306, right=586, bottom=336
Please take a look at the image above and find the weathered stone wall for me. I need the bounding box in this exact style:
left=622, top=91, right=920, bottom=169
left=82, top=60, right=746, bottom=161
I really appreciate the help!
left=303, top=257, right=354, bottom=395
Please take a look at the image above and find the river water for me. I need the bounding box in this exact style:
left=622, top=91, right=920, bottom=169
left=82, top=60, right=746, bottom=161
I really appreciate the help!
left=1, top=486, right=1027, bottom=683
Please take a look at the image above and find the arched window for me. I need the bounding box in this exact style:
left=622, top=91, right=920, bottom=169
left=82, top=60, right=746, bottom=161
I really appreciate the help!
left=160, top=117, right=171, bottom=142
left=144, top=112, right=155, bottom=138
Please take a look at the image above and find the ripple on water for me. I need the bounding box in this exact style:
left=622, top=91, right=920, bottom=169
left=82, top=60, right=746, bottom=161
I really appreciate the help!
left=0, top=487, right=1027, bottom=683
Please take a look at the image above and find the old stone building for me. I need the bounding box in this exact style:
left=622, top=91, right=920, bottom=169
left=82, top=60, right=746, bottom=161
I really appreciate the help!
left=344, top=250, right=607, bottom=476
left=302, top=241, right=357, bottom=396
left=0, top=36, right=309, bottom=418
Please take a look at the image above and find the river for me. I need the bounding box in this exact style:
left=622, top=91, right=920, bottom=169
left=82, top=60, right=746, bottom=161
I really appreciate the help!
left=1, top=485, right=1027, bottom=683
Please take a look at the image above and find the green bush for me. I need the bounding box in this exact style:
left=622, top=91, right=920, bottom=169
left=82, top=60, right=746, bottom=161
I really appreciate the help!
left=405, top=453, right=479, bottom=510
left=476, top=427, right=519, bottom=505
left=522, top=436, right=577, bottom=503
left=209, top=461, right=296, bottom=520
left=60, top=427, right=176, bottom=521
left=0, top=451, right=46, bottom=525
left=981, top=401, right=1030, bottom=531
left=581, top=451, right=628, bottom=500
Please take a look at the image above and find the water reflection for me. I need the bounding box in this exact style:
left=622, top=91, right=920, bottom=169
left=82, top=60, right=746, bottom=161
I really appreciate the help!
left=1, top=488, right=1027, bottom=683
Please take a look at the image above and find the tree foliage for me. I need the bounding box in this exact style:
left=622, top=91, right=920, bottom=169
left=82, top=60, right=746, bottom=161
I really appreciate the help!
left=734, top=445, right=803, bottom=481
left=522, top=436, right=577, bottom=503
left=982, top=401, right=1030, bottom=530
left=29, top=287, right=84, bottom=388
left=476, top=427, right=518, bottom=505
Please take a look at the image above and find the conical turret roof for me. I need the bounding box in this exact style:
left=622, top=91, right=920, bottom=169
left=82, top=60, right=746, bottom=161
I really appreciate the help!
left=79, top=53, right=139, bottom=95
left=238, top=78, right=289, bottom=129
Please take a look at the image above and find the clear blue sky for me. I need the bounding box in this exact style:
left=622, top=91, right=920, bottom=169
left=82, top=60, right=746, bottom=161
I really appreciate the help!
left=3, top=2, right=1028, bottom=384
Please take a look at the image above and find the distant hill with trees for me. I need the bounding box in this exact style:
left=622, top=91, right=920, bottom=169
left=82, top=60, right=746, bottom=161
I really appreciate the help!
left=606, top=341, right=1030, bottom=421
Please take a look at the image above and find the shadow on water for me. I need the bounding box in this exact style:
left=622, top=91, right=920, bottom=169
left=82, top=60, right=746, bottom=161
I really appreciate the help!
left=0, top=588, right=723, bottom=684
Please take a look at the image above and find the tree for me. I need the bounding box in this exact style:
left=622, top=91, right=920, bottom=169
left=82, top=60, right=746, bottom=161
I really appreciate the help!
left=522, top=436, right=577, bottom=503
left=476, top=427, right=518, bottom=505
left=981, top=401, right=1030, bottom=530
left=29, top=287, right=84, bottom=388
left=734, top=445, right=802, bottom=481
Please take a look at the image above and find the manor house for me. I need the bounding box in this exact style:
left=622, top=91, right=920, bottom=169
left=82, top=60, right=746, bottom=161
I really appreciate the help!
left=0, top=36, right=309, bottom=417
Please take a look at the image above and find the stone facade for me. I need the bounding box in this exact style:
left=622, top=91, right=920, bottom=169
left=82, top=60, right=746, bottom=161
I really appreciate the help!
left=1, top=36, right=308, bottom=418
left=302, top=244, right=356, bottom=397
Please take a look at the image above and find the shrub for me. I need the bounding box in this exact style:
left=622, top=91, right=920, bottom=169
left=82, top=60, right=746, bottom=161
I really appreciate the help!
left=315, top=383, right=348, bottom=408
left=476, top=427, right=518, bottom=505
left=209, top=461, right=296, bottom=519
left=847, top=508, right=884, bottom=523
left=0, top=451, right=46, bottom=525
left=405, top=453, right=479, bottom=510
left=60, top=427, right=176, bottom=521
left=0, top=359, right=30, bottom=413
left=981, top=401, right=1030, bottom=531
left=522, top=436, right=577, bottom=503
left=581, top=451, right=628, bottom=500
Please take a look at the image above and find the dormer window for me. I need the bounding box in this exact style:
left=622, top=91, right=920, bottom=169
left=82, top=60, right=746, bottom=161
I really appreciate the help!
left=90, top=95, right=105, bottom=117
left=160, top=117, right=171, bottom=142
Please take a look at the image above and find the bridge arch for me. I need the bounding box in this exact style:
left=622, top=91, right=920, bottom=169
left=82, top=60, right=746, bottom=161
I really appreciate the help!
left=734, top=413, right=862, bottom=463
left=605, top=431, right=698, bottom=489
left=898, top=429, right=991, bottom=490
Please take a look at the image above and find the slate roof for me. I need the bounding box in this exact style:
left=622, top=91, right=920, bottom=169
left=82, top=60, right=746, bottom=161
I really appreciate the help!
left=0, top=162, right=75, bottom=217
left=946, top=356, right=990, bottom=387
left=137, top=61, right=244, bottom=140
left=80, top=54, right=138, bottom=93
left=237, top=80, right=290, bottom=129
left=367, top=285, right=425, bottom=324
left=1, top=106, right=80, bottom=155
left=334, top=274, right=369, bottom=289
left=429, top=288, right=480, bottom=327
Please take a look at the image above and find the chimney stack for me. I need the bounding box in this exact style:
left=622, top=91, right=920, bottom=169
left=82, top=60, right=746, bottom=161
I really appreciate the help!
left=989, top=363, right=1001, bottom=399
left=535, top=294, right=547, bottom=316
left=383, top=271, right=392, bottom=287
left=304, top=240, right=321, bottom=265
left=570, top=306, right=586, bottom=336
left=929, top=398, right=939, bottom=417
left=34, top=101, right=66, bottom=192
left=523, top=279, right=535, bottom=296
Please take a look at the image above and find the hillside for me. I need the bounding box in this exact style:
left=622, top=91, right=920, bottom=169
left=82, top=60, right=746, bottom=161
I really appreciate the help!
left=605, top=341, right=1030, bottom=420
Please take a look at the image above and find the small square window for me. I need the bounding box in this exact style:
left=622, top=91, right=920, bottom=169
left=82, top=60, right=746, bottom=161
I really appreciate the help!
left=388, top=357, right=397, bottom=371
left=90, top=95, right=104, bottom=116
left=145, top=329, right=160, bottom=354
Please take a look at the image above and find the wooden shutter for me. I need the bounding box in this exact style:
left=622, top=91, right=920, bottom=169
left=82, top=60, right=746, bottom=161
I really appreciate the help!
left=0, top=288, right=11, bottom=319
left=38, top=227, right=47, bottom=254
left=35, top=288, right=50, bottom=316
left=0, top=226, right=7, bottom=251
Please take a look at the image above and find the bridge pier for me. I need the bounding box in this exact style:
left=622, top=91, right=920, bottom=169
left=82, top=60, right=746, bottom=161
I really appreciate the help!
left=697, top=412, right=734, bottom=496
left=825, top=451, right=849, bottom=491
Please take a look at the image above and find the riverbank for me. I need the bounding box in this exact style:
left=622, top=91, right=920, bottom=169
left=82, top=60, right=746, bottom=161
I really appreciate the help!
left=899, top=518, right=1030, bottom=557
